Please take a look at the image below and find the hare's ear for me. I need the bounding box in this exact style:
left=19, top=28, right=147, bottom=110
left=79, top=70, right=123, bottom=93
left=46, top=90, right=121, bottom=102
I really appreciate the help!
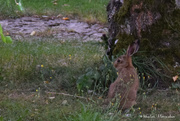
left=127, top=39, right=140, bottom=56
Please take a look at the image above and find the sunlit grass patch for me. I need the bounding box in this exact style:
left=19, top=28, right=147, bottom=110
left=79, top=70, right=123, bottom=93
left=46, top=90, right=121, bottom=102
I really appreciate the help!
left=0, top=40, right=104, bottom=89
left=0, top=0, right=109, bottom=23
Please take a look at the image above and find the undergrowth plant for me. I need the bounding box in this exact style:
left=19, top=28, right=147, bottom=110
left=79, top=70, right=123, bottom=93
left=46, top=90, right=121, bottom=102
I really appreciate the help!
left=67, top=103, right=101, bottom=121
left=77, top=48, right=171, bottom=94
left=133, top=54, right=171, bottom=89
left=76, top=55, right=117, bottom=94
left=15, top=0, right=24, bottom=12
left=0, top=24, right=13, bottom=43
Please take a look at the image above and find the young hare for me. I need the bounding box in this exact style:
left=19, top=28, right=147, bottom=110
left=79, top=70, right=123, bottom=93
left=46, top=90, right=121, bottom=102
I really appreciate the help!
left=107, top=39, right=140, bottom=110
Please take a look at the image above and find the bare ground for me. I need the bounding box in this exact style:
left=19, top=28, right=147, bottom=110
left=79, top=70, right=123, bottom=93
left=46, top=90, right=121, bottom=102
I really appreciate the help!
left=0, top=16, right=108, bottom=41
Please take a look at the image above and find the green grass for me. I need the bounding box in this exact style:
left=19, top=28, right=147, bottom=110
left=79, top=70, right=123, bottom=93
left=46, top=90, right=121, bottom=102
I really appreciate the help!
left=0, top=39, right=103, bottom=120
left=0, top=91, right=83, bottom=121
left=0, top=40, right=104, bottom=88
left=0, top=0, right=179, bottom=120
left=0, top=39, right=179, bottom=121
left=0, top=88, right=179, bottom=121
left=0, top=0, right=109, bottom=23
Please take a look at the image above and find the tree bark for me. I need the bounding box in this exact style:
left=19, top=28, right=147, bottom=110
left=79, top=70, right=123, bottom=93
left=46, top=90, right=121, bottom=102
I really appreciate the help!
left=106, top=0, right=180, bottom=69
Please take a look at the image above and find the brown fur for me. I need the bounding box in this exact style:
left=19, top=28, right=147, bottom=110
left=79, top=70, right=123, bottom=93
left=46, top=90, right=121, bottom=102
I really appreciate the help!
left=106, top=40, right=140, bottom=110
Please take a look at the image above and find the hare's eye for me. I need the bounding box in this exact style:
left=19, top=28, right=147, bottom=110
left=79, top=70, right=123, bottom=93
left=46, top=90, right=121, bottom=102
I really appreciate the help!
left=117, top=59, right=120, bottom=63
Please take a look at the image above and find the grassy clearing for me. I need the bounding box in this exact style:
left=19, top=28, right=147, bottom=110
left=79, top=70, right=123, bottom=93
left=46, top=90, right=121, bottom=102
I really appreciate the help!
left=0, top=87, right=179, bottom=120
left=0, top=0, right=179, bottom=120
left=0, top=0, right=109, bottom=23
left=0, top=40, right=104, bottom=88
left=0, top=39, right=102, bottom=120
left=0, top=39, right=179, bottom=121
left=0, top=91, right=83, bottom=121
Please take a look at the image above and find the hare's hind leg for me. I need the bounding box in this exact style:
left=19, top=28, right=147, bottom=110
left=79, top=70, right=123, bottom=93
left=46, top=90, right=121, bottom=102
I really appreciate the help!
left=120, top=99, right=136, bottom=110
left=119, top=90, right=137, bottom=110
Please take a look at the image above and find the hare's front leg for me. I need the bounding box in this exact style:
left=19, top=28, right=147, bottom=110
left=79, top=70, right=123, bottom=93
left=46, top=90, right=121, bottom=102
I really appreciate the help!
left=107, top=82, right=116, bottom=101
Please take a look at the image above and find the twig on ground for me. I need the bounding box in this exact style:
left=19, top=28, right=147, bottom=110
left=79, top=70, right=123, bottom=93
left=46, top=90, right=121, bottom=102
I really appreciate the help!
left=45, top=91, right=95, bottom=102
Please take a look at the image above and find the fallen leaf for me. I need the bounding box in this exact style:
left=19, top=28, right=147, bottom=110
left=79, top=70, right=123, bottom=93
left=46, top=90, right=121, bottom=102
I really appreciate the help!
left=30, top=31, right=36, bottom=36
left=98, top=96, right=102, bottom=99
left=57, top=14, right=62, bottom=18
left=49, top=97, right=55, bottom=100
left=63, top=4, right=70, bottom=7
left=173, top=75, right=178, bottom=82
left=5, top=32, right=9, bottom=36
left=53, top=2, right=57, bottom=5
left=45, top=100, right=49, bottom=104
left=44, top=81, right=49, bottom=84
left=62, top=17, right=69, bottom=20
left=62, top=100, right=68, bottom=105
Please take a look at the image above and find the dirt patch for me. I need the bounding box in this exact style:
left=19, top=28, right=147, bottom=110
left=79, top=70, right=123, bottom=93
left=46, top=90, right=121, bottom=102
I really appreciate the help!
left=0, top=16, right=108, bottom=41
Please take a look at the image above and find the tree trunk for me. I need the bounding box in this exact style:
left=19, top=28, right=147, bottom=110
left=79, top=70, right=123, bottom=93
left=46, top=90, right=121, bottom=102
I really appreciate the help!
left=106, top=0, right=180, bottom=69
left=106, top=0, right=180, bottom=87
